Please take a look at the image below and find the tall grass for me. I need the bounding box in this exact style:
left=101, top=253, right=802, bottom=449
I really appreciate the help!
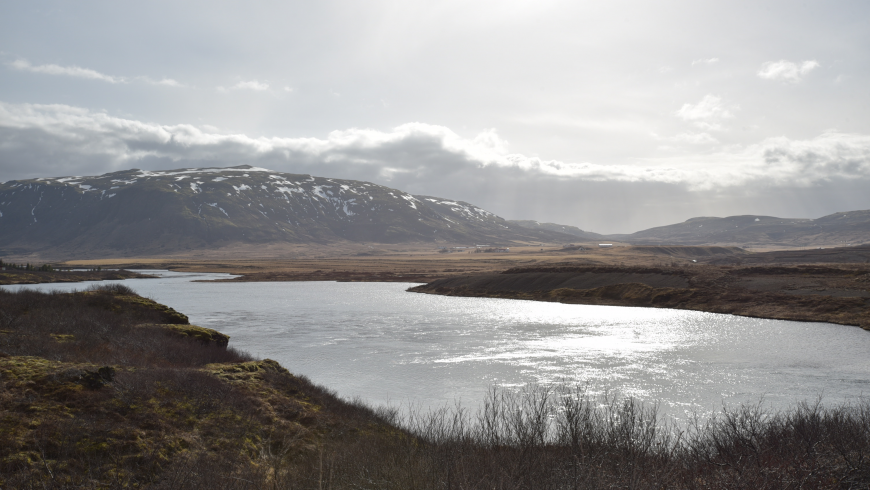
left=258, top=386, right=870, bottom=489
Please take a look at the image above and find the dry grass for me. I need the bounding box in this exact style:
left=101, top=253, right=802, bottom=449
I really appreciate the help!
left=413, top=263, right=870, bottom=328
left=50, top=245, right=740, bottom=286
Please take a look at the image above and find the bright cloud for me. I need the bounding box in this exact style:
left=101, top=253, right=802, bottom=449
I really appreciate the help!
left=8, top=59, right=124, bottom=83
left=757, top=60, right=820, bottom=83
left=675, top=95, right=733, bottom=130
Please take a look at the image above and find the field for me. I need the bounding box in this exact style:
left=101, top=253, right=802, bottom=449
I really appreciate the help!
left=53, top=243, right=747, bottom=280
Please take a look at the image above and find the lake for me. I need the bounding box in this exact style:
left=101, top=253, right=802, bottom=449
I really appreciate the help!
left=5, top=270, right=870, bottom=419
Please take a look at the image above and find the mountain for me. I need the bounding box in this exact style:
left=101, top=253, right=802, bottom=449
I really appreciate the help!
left=507, top=220, right=604, bottom=241
left=0, top=166, right=578, bottom=257
left=611, top=211, right=870, bottom=247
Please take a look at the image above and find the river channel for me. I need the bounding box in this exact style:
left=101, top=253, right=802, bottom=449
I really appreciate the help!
left=5, top=270, right=870, bottom=420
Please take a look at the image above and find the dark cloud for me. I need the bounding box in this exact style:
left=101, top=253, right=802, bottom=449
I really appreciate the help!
left=2, top=102, right=869, bottom=233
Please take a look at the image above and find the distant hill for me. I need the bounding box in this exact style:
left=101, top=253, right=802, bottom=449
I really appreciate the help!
left=510, top=212, right=870, bottom=248
left=609, top=211, right=870, bottom=247
left=507, top=220, right=604, bottom=241
left=705, top=244, right=870, bottom=265
left=0, top=166, right=578, bottom=258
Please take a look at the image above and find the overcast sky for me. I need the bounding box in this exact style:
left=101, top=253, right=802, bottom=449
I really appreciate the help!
left=1, top=1, right=868, bottom=233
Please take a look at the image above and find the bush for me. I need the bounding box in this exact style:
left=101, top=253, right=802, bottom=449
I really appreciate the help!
left=87, top=282, right=136, bottom=295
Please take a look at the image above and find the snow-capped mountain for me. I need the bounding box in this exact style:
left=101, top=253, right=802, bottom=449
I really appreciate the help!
left=0, top=165, right=577, bottom=256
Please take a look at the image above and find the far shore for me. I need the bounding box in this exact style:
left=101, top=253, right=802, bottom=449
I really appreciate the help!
left=6, top=243, right=868, bottom=328
left=0, top=268, right=155, bottom=286
left=409, top=264, right=870, bottom=330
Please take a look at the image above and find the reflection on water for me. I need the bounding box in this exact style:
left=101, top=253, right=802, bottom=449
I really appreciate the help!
left=5, top=271, right=870, bottom=419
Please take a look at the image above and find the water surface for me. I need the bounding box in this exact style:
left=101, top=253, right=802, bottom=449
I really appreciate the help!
left=5, top=270, right=870, bottom=419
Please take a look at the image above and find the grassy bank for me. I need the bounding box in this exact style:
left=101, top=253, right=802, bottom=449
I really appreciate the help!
left=0, top=269, right=154, bottom=286
left=2, top=286, right=870, bottom=488
left=411, top=264, right=870, bottom=328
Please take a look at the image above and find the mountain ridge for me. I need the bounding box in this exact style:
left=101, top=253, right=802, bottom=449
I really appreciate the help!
left=3, top=165, right=870, bottom=258
left=0, top=165, right=579, bottom=258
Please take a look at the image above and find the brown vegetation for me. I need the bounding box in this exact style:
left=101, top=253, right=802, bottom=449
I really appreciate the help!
left=411, top=264, right=870, bottom=328
left=0, top=269, right=154, bottom=286
left=54, top=244, right=746, bottom=284
left=0, top=285, right=398, bottom=488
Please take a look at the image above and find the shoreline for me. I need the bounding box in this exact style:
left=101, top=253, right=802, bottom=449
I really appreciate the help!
left=409, top=264, right=870, bottom=329
left=0, top=268, right=156, bottom=286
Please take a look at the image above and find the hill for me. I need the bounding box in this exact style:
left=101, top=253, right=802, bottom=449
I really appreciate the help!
left=611, top=211, right=870, bottom=247
left=0, top=166, right=577, bottom=258
left=507, top=220, right=604, bottom=241
left=509, top=211, right=870, bottom=248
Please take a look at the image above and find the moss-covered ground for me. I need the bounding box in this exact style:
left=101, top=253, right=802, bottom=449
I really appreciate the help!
left=0, top=286, right=400, bottom=488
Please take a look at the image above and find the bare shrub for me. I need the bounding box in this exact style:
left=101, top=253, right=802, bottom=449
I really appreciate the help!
left=87, top=282, right=137, bottom=295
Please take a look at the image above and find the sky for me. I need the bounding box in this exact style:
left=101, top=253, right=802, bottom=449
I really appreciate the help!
left=1, top=1, right=868, bottom=234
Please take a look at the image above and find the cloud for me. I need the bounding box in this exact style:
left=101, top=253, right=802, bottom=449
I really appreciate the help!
left=7, top=58, right=186, bottom=88
left=8, top=59, right=124, bottom=83
left=147, top=77, right=183, bottom=87
left=1, top=101, right=867, bottom=193
left=234, top=80, right=269, bottom=91
left=757, top=60, right=820, bottom=83
left=691, top=57, right=719, bottom=66
left=217, top=80, right=271, bottom=93
left=675, top=95, right=733, bottom=130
